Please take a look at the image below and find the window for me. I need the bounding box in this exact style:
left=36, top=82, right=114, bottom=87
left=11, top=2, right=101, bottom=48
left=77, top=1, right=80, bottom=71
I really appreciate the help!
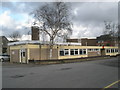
left=23, top=52, right=25, bottom=57
left=64, top=49, right=69, bottom=55
left=115, top=49, right=118, bottom=52
left=83, top=49, right=86, bottom=54
left=20, top=49, right=26, bottom=57
left=60, top=49, right=64, bottom=56
left=108, top=49, right=110, bottom=53
left=88, top=49, right=99, bottom=52
left=106, top=49, right=110, bottom=53
left=96, top=49, right=100, bottom=51
left=111, top=49, right=114, bottom=53
left=3, top=48, right=7, bottom=53
left=94, top=49, right=99, bottom=51
left=79, top=49, right=82, bottom=55
left=60, top=48, right=87, bottom=56
left=79, top=49, right=86, bottom=55
left=88, top=49, right=96, bottom=52
left=75, top=49, right=78, bottom=55
left=70, top=49, right=74, bottom=55
left=95, top=49, right=98, bottom=51
left=88, top=49, right=92, bottom=51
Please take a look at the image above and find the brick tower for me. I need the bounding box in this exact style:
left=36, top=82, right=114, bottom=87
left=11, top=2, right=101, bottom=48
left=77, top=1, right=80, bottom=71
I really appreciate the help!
left=31, top=26, right=39, bottom=40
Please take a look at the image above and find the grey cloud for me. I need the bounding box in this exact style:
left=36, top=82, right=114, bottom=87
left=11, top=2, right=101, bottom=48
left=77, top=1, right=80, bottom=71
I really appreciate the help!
left=2, top=26, right=31, bottom=37
left=2, top=2, right=44, bottom=14
left=72, top=2, right=118, bottom=25
left=70, top=2, right=118, bottom=37
left=1, top=2, right=118, bottom=38
left=1, top=2, right=44, bottom=37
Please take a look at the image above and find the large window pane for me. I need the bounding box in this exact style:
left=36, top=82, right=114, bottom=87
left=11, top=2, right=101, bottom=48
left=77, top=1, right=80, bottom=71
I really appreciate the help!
left=106, top=49, right=110, bottom=53
left=75, top=49, right=78, bottom=55
left=64, top=49, right=69, bottom=55
left=83, top=50, right=86, bottom=54
left=111, top=49, right=114, bottom=53
left=60, top=49, right=64, bottom=56
left=70, top=49, right=74, bottom=55
left=79, top=49, right=82, bottom=55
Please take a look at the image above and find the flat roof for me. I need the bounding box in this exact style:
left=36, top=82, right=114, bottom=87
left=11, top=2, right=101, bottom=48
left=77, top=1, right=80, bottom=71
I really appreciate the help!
left=8, top=40, right=81, bottom=46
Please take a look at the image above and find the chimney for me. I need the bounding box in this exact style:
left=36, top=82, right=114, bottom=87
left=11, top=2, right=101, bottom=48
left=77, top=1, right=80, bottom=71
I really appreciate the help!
left=31, top=26, right=39, bottom=40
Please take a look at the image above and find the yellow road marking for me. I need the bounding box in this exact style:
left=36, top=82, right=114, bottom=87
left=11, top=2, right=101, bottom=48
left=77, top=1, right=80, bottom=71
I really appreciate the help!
left=104, top=80, right=120, bottom=88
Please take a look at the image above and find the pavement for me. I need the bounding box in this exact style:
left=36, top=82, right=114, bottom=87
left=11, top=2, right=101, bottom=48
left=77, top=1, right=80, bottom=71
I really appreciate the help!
left=2, top=57, right=119, bottom=88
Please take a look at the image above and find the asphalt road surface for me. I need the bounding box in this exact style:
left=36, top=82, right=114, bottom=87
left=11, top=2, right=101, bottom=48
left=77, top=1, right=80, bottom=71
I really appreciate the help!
left=2, top=57, right=119, bottom=88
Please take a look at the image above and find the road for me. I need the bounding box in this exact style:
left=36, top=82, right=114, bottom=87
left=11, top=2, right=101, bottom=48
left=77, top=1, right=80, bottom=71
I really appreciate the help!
left=2, top=57, right=119, bottom=88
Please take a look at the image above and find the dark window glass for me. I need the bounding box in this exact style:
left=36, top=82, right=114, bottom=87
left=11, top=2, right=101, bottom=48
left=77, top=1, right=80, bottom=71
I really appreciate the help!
left=60, top=51, right=64, bottom=56
left=88, top=49, right=91, bottom=51
left=115, top=49, right=118, bottom=52
left=83, top=49, right=86, bottom=54
left=95, top=49, right=99, bottom=51
left=79, top=49, right=82, bottom=55
left=64, top=49, right=69, bottom=55
left=65, top=51, right=69, bottom=55
left=23, top=52, right=25, bottom=57
left=75, top=49, right=78, bottom=55
left=111, top=49, right=114, bottom=53
left=70, top=49, right=74, bottom=55
left=3, top=48, right=7, bottom=53
left=106, top=49, right=109, bottom=53
left=83, top=50, right=86, bottom=54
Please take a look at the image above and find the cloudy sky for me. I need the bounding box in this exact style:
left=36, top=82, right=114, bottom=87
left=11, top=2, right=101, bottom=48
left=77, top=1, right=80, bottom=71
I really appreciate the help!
left=0, top=0, right=118, bottom=40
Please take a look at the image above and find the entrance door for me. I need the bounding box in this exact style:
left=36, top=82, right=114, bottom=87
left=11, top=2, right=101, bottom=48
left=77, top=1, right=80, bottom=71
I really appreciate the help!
left=20, top=49, right=26, bottom=63
left=101, top=49, right=105, bottom=56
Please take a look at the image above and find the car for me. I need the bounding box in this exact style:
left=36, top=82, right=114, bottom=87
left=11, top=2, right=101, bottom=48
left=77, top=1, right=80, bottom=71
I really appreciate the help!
left=0, top=54, right=10, bottom=62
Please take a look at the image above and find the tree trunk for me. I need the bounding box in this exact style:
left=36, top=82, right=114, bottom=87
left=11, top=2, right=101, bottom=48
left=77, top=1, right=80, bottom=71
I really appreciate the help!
left=50, top=48, right=52, bottom=59
left=49, top=38, right=54, bottom=59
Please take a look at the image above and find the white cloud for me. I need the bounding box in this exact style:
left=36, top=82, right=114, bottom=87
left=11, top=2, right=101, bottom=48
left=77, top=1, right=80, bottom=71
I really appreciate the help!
left=20, top=34, right=31, bottom=41
left=73, top=8, right=79, bottom=16
left=16, top=26, right=22, bottom=29
left=7, top=34, right=31, bottom=41
left=1, top=2, right=117, bottom=41
left=71, top=23, right=104, bottom=39
left=71, top=25, right=87, bottom=38
left=84, top=30, right=93, bottom=37
left=0, top=10, right=19, bottom=31
left=0, top=10, right=35, bottom=37
left=0, top=11, right=15, bottom=28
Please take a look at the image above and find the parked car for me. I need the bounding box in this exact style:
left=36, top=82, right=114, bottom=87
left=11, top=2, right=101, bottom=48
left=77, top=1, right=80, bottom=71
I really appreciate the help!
left=0, top=54, right=10, bottom=62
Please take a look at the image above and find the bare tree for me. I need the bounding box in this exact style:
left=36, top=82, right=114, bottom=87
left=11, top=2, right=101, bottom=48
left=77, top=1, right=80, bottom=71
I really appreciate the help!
left=9, top=31, right=21, bottom=41
left=104, top=21, right=118, bottom=36
left=103, top=21, right=118, bottom=46
left=103, top=21, right=112, bottom=35
left=31, top=2, right=72, bottom=58
left=39, top=30, right=48, bottom=43
left=55, top=30, right=72, bottom=43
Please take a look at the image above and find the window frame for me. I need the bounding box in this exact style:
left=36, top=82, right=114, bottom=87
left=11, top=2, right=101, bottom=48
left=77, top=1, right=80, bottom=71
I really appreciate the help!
left=75, top=49, right=79, bottom=55
left=64, top=49, right=69, bottom=56
left=70, top=49, right=75, bottom=55
left=60, top=49, right=64, bottom=56
left=79, top=49, right=87, bottom=55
